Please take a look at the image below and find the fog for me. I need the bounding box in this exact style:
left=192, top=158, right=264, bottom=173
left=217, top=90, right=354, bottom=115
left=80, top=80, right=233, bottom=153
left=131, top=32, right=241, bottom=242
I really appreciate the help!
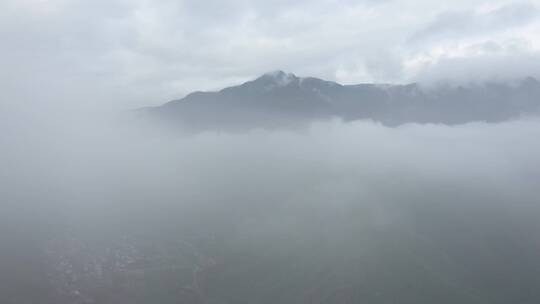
left=2, top=109, right=540, bottom=303
left=2, top=0, right=540, bottom=302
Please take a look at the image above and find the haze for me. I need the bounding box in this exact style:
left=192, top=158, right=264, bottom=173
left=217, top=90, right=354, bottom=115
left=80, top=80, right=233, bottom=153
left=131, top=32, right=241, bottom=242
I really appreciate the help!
left=1, top=0, right=540, bottom=303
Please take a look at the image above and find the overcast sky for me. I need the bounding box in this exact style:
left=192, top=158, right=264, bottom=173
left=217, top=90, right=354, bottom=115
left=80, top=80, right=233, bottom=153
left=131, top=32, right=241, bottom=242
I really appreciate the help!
left=1, top=0, right=539, bottom=111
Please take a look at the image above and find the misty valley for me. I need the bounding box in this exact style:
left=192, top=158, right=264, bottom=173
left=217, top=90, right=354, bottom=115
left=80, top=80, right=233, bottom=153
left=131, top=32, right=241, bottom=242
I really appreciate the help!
left=3, top=73, right=540, bottom=303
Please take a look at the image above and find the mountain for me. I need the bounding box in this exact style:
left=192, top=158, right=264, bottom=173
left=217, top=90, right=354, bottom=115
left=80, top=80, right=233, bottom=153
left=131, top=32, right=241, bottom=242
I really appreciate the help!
left=144, top=71, right=540, bottom=129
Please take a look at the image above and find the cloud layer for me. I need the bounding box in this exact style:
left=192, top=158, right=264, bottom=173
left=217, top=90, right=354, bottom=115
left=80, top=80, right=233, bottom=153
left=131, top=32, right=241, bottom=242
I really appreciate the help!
left=2, top=113, right=540, bottom=302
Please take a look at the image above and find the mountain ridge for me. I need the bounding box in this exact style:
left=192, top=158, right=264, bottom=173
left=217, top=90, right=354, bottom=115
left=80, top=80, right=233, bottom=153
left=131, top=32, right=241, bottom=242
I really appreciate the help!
left=144, top=71, right=540, bottom=130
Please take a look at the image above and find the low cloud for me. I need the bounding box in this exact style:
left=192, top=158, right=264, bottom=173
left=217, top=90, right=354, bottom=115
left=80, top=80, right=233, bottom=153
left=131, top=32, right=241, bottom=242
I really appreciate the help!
left=412, top=51, right=540, bottom=85
left=3, top=110, right=540, bottom=302
left=3, top=112, right=540, bottom=233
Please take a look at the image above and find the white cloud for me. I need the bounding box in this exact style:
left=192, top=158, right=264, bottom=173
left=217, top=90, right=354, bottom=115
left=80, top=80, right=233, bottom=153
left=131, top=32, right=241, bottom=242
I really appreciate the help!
left=409, top=2, right=539, bottom=44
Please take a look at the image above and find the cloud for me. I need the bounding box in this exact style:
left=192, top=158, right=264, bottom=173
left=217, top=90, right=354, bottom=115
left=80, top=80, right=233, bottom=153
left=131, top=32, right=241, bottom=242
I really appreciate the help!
left=2, top=2, right=540, bottom=300
left=413, top=51, right=540, bottom=86
left=4, top=112, right=540, bottom=219
left=3, top=103, right=540, bottom=302
left=409, top=2, right=539, bottom=44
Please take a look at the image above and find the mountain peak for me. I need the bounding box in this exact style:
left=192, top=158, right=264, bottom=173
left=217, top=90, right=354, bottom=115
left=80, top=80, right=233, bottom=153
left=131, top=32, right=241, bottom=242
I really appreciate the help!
left=257, top=70, right=299, bottom=87
left=263, top=70, right=294, bottom=77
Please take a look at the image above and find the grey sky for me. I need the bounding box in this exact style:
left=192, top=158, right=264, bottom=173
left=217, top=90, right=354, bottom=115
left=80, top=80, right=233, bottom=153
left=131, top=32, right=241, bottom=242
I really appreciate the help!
left=1, top=0, right=539, bottom=110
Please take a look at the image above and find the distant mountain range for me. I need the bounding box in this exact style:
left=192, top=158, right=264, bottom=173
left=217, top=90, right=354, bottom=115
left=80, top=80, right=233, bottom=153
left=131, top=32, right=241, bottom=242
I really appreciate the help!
left=144, top=71, right=540, bottom=129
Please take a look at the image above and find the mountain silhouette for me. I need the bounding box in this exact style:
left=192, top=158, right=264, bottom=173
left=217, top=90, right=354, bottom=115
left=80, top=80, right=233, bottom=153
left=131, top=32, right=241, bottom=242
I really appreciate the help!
left=144, top=71, right=540, bottom=129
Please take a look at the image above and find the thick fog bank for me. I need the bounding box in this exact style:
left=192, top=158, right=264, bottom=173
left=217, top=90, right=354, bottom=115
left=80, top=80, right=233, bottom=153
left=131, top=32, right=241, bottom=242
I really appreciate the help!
left=2, top=114, right=540, bottom=303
